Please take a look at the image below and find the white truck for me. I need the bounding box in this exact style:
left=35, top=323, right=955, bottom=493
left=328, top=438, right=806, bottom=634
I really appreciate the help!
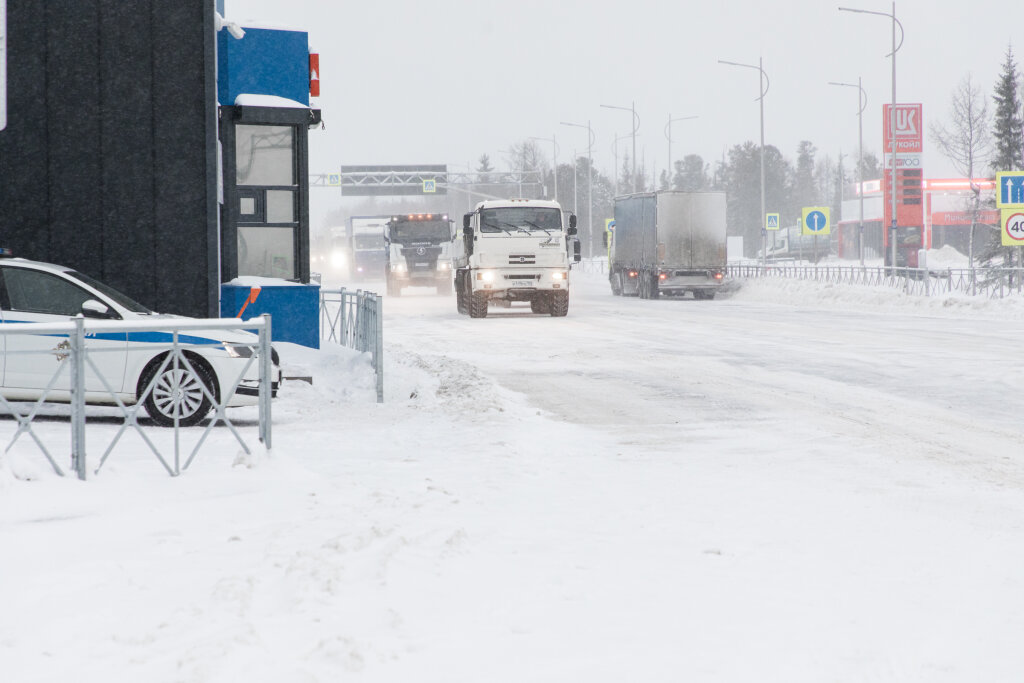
left=348, top=215, right=390, bottom=280
left=455, top=199, right=579, bottom=318
left=385, top=213, right=456, bottom=296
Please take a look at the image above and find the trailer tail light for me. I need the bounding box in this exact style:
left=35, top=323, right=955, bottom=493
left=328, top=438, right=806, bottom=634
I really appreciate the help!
left=714, top=272, right=724, bottom=280
left=658, top=272, right=667, bottom=280
left=628, top=271, right=638, bottom=278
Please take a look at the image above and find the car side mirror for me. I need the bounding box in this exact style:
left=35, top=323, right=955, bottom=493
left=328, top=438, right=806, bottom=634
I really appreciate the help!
left=567, top=226, right=577, bottom=236
left=463, top=214, right=472, bottom=230
left=569, top=214, right=577, bottom=229
left=81, top=299, right=116, bottom=319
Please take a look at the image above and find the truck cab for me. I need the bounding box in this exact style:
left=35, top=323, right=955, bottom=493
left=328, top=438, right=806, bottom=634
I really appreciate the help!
left=384, top=213, right=456, bottom=296
left=455, top=199, right=579, bottom=318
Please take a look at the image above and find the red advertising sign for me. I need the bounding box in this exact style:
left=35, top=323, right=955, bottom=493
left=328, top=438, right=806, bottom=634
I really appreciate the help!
left=884, top=103, right=923, bottom=154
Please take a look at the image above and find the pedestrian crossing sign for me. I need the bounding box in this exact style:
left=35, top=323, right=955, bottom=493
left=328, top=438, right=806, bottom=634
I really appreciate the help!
left=422, top=179, right=437, bottom=193
left=766, top=213, right=780, bottom=231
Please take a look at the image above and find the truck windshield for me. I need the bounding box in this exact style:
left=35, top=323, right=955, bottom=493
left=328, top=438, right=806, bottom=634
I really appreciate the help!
left=354, top=235, right=384, bottom=250
left=389, top=221, right=451, bottom=243
left=480, top=207, right=561, bottom=233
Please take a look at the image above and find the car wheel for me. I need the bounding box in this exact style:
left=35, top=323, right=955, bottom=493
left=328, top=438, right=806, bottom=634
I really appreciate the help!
left=140, top=355, right=216, bottom=427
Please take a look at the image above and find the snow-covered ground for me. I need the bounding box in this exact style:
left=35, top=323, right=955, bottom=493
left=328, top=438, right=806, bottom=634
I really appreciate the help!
left=4, top=269, right=1024, bottom=682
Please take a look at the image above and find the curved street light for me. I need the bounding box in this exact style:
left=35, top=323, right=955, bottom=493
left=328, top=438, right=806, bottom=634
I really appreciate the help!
left=840, top=2, right=904, bottom=268
left=719, top=57, right=769, bottom=267
left=829, top=78, right=868, bottom=265
left=601, top=102, right=640, bottom=192
left=665, top=114, right=698, bottom=190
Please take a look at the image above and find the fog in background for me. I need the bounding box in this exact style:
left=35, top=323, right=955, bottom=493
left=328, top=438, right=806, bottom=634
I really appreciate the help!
left=226, top=0, right=1022, bottom=228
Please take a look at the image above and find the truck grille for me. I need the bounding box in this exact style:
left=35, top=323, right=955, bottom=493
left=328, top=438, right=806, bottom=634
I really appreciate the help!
left=505, top=274, right=539, bottom=280
left=508, top=254, right=536, bottom=265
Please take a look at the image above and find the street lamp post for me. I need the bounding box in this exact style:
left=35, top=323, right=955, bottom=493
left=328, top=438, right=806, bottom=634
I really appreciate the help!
left=529, top=135, right=559, bottom=202
left=665, top=114, right=698, bottom=190
left=561, top=120, right=595, bottom=258
left=829, top=78, right=867, bottom=265
left=601, top=102, right=640, bottom=192
left=611, top=132, right=631, bottom=196
left=719, top=57, right=769, bottom=268
left=840, top=2, right=904, bottom=269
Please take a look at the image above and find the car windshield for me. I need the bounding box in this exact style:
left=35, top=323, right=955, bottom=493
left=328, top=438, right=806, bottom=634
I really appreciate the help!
left=389, top=220, right=451, bottom=243
left=480, top=207, right=561, bottom=234
left=66, top=271, right=153, bottom=314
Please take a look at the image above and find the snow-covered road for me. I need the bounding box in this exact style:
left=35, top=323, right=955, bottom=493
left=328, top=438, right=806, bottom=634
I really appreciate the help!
left=3, top=271, right=1024, bottom=682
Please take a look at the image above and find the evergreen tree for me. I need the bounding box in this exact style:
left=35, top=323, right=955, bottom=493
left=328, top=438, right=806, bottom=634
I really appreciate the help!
left=991, top=46, right=1023, bottom=173
left=793, top=141, right=818, bottom=212
left=476, top=154, right=494, bottom=184
left=673, top=154, right=709, bottom=191
left=981, top=46, right=1024, bottom=266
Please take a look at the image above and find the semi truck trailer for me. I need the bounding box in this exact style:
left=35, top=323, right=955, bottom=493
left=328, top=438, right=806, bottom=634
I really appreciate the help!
left=609, top=191, right=727, bottom=299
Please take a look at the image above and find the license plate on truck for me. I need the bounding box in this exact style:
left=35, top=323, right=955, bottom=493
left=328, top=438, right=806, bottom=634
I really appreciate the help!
left=511, top=281, right=532, bottom=287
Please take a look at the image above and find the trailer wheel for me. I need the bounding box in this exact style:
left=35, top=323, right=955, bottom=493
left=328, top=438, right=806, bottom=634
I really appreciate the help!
left=650, top=273, right=660, bottom=300
left=549, top=291, right=569, bottom=317
left=469, top=291, right=489, bottom=318
left=610, top=272, right=623, bottom=296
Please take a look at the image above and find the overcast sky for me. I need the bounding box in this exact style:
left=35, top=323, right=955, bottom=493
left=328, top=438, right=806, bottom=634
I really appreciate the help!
left=227, top=0, right=1021, bottom=217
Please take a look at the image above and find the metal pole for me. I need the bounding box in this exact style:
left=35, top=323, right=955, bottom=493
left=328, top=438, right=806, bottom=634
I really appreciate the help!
left=759, top=56, right=766, bottom=271
left=858, top=76, right=865, bottom=266
left=665, top=114, right=698, bottom=191
left=259, top=314, right=273, bottom=449
left=587, top=120, right=594, bottom=259
left=632, top=101, right=638, bottom=193
left=70, top=317, right=87, bottom=480
left=888, top=1, right=897, bottom=270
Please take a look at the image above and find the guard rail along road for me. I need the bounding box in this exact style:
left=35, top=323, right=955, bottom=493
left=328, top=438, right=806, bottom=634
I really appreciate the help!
left=727, top=264, right=1024, bottom=299
left=319, top=288, right=384, bottom=402
left=0, top=315, right=273, bottom=481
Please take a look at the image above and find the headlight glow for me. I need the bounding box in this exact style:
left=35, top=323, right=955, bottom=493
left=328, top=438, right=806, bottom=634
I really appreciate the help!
left=477, top=270, right=495, bottom=282
left=330, top=250, right=346, bottom=268
left=552, top=271, right=567, bottom=281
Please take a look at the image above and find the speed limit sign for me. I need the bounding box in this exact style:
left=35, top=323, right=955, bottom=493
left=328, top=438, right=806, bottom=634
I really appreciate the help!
left=1002, top=209, right=1024, bottom=246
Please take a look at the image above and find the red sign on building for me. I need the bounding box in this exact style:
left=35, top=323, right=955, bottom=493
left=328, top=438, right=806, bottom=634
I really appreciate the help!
left=883, top=103, right=923, bottom=154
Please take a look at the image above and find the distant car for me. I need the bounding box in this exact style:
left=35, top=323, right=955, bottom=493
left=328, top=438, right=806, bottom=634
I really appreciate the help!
left=0, top=254, right=280, bottom=426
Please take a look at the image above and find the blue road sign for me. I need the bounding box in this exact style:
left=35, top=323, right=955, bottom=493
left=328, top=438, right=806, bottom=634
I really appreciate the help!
left=805, top=210, right=827, bottom=232
left=997, top=172, right=1024, bottom=208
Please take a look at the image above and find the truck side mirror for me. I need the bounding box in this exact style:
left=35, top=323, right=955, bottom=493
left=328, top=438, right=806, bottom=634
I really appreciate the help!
left=569, top=214, right=577, bottom=229
left=463, top=214, right=472, bottom=230
left=567, top=226, right=578, bottom=236
left=463, top=226, right=474, bottom=256
left=573, top=240, right=582, bottom=263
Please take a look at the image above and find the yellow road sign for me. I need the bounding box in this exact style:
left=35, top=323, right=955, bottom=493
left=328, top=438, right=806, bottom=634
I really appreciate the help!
left=1001, top=209, right=1024, bottom=246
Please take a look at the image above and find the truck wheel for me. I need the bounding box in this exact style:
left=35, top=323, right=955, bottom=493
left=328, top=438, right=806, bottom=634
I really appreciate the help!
left=650, top=274, right=660, bottom=300
left=639, top=273, right=648, bottom=299
left=610, top=272, right=623, bottom=296
left=469, top=291, right=488, bottom=318
left=549, top=291, right=569, bottom=317
left=530, top=295, right=551, bottom=314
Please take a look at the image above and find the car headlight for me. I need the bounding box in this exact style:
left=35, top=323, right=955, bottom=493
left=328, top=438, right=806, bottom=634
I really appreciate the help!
left=223, top=343, right=254, bottom=358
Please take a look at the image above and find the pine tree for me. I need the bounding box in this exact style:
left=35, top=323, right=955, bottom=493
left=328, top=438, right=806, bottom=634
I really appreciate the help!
left=991, top=46, right=1023, bottom=173
left=981, top=46, right=1024, bottom=266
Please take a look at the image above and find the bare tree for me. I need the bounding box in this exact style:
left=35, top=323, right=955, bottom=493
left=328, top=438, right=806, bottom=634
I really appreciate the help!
left=930, top=74, right=992, bottom=266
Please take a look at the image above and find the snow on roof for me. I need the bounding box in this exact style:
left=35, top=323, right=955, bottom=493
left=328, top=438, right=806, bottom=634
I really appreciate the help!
left=234, top=94, right=309, bottom=109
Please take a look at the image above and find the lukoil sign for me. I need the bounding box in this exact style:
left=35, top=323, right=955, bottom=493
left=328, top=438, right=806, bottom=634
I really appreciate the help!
left=883, top=103, right=923, bottom=154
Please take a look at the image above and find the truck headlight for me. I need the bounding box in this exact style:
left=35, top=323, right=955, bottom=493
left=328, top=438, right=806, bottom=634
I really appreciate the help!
left=552, top=271, right=567, bottom=280
left=437, top=262, right=451, bottom=270
left=477, top=270, right=495, bottom=282
left=392, top=263, right=406, bottom=272
left=330, top=250, right=346, bottom=268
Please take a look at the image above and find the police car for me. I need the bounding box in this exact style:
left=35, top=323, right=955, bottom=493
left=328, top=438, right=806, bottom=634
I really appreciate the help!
left=0, top=252, right=280, bottom=426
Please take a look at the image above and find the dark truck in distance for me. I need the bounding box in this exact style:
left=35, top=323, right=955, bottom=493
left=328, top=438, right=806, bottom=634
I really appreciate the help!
left=608, top=191, right=727, bottom=299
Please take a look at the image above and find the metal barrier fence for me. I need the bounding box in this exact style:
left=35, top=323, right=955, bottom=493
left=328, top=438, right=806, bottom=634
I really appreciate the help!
left=726, top=264, right=1024, bottom=299
left=320, top=288, right=384, bottom=402
left=0, top=316, right=273, bottom=480
left=573, top=258, right=608, bottom=275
